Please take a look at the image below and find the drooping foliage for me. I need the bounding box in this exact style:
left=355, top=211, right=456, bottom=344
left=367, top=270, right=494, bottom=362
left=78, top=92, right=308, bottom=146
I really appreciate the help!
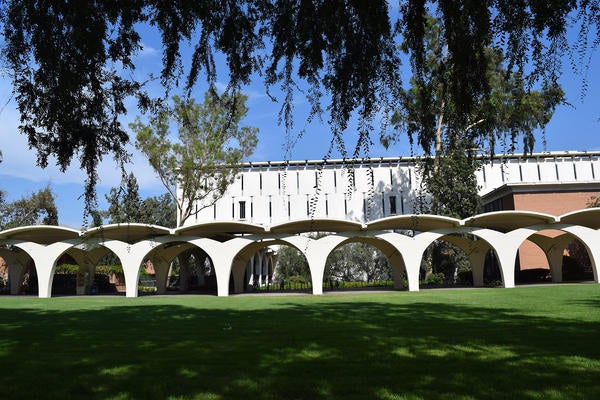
left=1, top=1, right=596, bottom=215
left=387, top=14, right=565, bottom=218
left=132, top=92, right=258, bottom=226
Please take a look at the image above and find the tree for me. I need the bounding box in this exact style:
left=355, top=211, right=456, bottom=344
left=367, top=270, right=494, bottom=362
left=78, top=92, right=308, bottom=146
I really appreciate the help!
left=104, top=173, right=177, bottom=227
left=273, top=246, right=311, bottom=285
left=132, top=92, right=258, bottom=226
left=104, top=172, right=143, bottom=224
left=588, top=195, right=600, bottom=208
left=386, top=15, right=565, bottom=219
left=2, top=1, right=596, bottom=214
left=325, top=242, right=391, bottom=283
left=0, top=150, right=4, bottom=205
left=0, top=186, right=58, bottom=229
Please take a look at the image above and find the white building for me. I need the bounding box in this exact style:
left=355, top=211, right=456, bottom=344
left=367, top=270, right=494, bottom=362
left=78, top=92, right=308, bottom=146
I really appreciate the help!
left=184, top=151, right=600, bottom=227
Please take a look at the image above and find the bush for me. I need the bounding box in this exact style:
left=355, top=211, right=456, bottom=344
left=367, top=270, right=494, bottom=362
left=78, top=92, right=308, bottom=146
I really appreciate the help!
left=55, top=264, right=79, bottom=274
left=421, top=272, right=445, bottom=286
left=516, top=268, right=551, bottom=284
left=96, top=265, right=123, bottom=275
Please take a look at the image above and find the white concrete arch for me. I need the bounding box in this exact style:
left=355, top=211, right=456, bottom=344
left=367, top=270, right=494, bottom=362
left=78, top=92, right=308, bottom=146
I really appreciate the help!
left=6, top=238, right=81, bottom=298
left=416, top=231, right=495, bottom=287
left=317, top=232, right=409, bottom=290
left=0, top=247, right=33, bottom=295
left=223, top=234, right=313, bottom=295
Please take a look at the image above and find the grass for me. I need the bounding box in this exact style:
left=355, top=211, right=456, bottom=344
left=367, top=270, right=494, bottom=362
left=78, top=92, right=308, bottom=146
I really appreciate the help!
left=1, top=285, right=599, bottom=400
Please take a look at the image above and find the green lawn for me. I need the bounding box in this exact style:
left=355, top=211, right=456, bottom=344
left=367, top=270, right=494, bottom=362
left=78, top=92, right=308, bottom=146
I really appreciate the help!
left=1, top=285, right=599, bottom=400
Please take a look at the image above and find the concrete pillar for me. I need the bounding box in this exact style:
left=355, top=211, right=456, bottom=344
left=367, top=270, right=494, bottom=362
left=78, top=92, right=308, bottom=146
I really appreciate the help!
left=153, top=259, right=170, bottom=295
left=388, top=252, right=405, bottom=289
left=547, top=246, right=565, bottom=283
left=306, top=252, right=326, bottom=295
left=231, top=258, right=248, bottom=294
left=0, top=250, right=27, bottom=295
left=469, top=247, right=489, bottom=287
left=11, top=241, right=76, bottom=298
left=179, top=261, right=190, bottom=293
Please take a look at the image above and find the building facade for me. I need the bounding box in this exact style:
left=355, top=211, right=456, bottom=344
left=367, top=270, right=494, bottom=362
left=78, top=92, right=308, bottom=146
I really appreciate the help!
left=186, top=151, right=600, bottom=227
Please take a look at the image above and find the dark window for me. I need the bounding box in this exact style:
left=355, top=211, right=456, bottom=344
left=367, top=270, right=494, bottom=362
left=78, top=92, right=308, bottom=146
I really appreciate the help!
left=389, top=196, right=397, bottom=215
left=239, top=201, right=246, bottom=219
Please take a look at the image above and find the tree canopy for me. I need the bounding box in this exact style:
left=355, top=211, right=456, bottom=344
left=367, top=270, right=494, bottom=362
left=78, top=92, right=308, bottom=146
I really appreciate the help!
left=103, top=172, right=177, bottom=227
left=0, top=186, right=58, bottom=229
left=132, top=92, right=258, bottom=226
left=1, top=1, right=597, bottom=215
left=386, top=14, right=565, bottom=218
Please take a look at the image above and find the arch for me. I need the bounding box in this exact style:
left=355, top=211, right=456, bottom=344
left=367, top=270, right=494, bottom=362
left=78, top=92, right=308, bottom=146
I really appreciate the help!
left=228, top=236, right=312, bottom=295
left=324, top=234, right=409, bottom=290
left=324, top=238, right=396, bottom=291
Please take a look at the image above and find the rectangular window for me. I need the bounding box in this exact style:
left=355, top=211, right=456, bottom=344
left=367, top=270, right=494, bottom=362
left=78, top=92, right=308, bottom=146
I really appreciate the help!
left=239, top=201, right=246, bottom=220
left=241, top=175, right=244, bottom=191
left=389, top=196, right=397, bottom=215
left=287, top=197, right=291, bottom=218
left=334, top=170, right=337, bottom=189
left=269, top=198, right=272, bottom=218
left=400, top=193, right=405, bottom=214
left=344, top=198, right=348, bottom=216
left=325, top=197, right=329, bottom=216
left=213, top=204, right=216, bottom=220
left=250, top=201, right=254, bottom=218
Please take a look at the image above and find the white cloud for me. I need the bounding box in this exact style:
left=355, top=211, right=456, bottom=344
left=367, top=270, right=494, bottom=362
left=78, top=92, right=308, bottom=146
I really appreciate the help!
left=138, top=42, right=159, bottom=58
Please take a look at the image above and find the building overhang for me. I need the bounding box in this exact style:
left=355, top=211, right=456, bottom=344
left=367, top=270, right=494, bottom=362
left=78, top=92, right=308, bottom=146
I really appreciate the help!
left=0, top=225, right=81, bottom=244
left=82, top=223, right=172, bottom=243
left=482, top=181, right=600, bottom=204
left=463, top=210, right=558, bottom=232
left=174, top=221, right=268, bottom=237
left=559, top=208, right=600, bottom=230
left=366, top=215, right=461, bottom=232
left=269, top=219, right=364, bottom=234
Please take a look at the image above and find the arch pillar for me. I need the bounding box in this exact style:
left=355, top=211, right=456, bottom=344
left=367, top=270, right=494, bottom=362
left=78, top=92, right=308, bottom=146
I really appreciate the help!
left=388, top=252, right=405, bottom=289
left=561, top=226, right=600, bottom=283
left=94, top=240, right=153, bottom=298
left=0, top=250, right=29, bottom=295
left=12, top=241, right=76, bottom=298
left=231, top=257, right=248, bottom=294
left=469, top=248, right=488, bottom=287
left=68, top=247, right=107, bottom=295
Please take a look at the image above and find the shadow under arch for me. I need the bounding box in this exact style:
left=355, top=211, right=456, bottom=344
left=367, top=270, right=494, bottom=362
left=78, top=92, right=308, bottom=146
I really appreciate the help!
left=143, top=240, right=217, bottom=295
left=516, top=228, right=596, bottom=285
left=428, top=231, right=503, bottom=288
left=323, top=235, right=405, bottom=291
left=228, top=238, right=312, bottom=294
left=61, top=243, right=127, bottom=296
left=0, top=246, right=38, bottom=295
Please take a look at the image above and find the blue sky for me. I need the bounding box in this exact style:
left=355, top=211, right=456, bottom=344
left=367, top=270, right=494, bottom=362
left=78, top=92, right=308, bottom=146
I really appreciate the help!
left=0, top=24, right=599, bottom=228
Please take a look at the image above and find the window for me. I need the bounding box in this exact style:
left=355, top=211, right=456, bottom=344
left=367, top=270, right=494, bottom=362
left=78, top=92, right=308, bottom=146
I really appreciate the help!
left=239, top=201, right=246, bottom=220
left=389, top=196, right=397, bottom=215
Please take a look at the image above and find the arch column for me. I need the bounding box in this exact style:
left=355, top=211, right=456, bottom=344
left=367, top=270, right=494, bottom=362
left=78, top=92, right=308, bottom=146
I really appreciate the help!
left=388, top=252, right=405, bottom=289
left=68, top=246, right=107, bottom=295
left=562, top=226, right=600, bottom=283
left=94, top=239, right=157, bottom=298
left=11, top=241, right=76, bottom=298
left=0, top=250, right=28, bottom=295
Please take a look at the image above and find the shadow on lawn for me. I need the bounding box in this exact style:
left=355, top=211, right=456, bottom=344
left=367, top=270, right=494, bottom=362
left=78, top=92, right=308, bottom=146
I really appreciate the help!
left=1, top=298, right=599, bottom=400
